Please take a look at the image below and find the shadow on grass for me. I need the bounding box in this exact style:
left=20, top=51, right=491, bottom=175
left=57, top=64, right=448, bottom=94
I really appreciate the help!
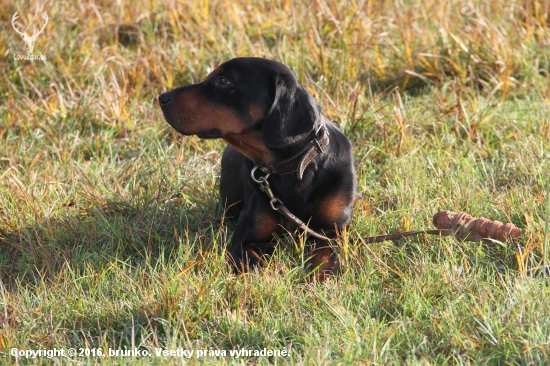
left=0, top=196, right=225, bottom=288
left=0, top=193, right=305, bottom=357
left=0, top=194, right=258, bottom=351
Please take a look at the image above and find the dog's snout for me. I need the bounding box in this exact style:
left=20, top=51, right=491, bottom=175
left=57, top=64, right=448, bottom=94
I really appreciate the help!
left=158, top=92, right=172, bottom=106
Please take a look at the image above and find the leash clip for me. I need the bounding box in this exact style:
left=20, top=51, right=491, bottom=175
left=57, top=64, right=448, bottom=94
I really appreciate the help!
left=251, top=166, right=270, bottom=183
left=251, top=166, right=281, bottom=211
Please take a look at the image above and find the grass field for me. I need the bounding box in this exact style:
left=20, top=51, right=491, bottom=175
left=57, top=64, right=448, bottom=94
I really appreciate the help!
left=1, top=0, right=550, bottom=364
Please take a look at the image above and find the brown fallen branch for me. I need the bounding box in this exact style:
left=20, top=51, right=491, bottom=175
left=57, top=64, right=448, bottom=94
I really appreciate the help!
left=361, top=210, right=522, bottom=244
left=432, top=210, right=523, bottom=244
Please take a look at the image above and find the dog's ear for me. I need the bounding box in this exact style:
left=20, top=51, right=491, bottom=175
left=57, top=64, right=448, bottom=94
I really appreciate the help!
left=261, top=72, right=321, bottom=151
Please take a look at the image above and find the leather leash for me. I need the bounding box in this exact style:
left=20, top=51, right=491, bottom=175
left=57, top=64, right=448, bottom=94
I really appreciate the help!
left=251, top=166, right=453, bottom=243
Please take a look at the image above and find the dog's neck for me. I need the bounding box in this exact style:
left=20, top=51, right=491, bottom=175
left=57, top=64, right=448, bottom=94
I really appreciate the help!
left=260, top=116, right=329, bottom=180
left=222, top=116, right=329, bottom=180
left=222, top=129, right=274, bottom=165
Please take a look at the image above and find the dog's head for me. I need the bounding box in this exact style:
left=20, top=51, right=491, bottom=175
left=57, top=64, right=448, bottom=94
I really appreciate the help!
left=159, top=57, right=322, bottom=164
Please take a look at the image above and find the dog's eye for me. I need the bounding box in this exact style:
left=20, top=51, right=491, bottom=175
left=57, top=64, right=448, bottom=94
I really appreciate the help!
left=219, top=76, right=232, bottom=86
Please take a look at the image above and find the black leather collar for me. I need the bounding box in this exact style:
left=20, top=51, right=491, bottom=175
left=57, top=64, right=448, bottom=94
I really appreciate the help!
left=261, top=120, right=329, bottom=180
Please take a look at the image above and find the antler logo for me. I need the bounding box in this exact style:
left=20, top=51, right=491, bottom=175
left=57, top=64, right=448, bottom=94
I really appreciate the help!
left=11, top=11, right=48, bottom=54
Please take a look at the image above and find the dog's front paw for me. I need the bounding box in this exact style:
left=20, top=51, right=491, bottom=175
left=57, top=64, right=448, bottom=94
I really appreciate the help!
left=308, top=246, right=339, bottom=281
left=229, top=242, right=274, bottom=274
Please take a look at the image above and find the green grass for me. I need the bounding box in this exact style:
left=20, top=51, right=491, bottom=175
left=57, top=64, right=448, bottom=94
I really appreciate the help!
left=1, top=0, right=550, bottom=364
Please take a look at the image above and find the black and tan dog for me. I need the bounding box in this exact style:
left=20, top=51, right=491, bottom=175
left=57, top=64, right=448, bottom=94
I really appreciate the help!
left=159, top=57, right=356, bottom=279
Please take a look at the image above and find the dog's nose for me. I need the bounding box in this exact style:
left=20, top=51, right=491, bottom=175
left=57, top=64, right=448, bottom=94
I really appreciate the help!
left=158, top=92, right=172, bottom=105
